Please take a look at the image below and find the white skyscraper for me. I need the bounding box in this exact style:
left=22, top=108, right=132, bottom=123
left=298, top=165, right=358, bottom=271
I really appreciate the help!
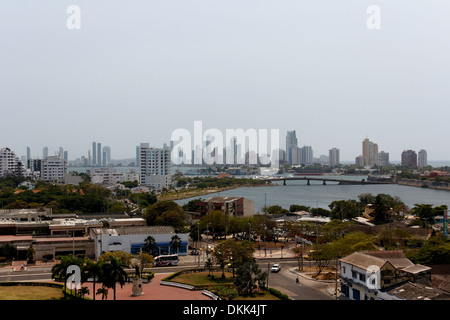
left=418, top=149, right=427, bottom=169
left=139, top=143, right=172, bottom=189
left=40, top=156, right=67, bottom=182
left=0, top=147, right=23, bottom=177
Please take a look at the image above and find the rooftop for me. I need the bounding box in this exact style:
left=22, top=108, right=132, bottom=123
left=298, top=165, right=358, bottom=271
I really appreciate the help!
left=339, top=250, right=430, bottom=273
left=91, top=226, right=176, bottom=236
left=384, top=282, right=450, bottom=300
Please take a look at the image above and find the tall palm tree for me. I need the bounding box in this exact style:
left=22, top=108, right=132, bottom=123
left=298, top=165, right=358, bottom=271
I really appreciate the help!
left=51, top=255, right=81, bottom=295
left=82, top=260, right=103, bottom=301
left=143, top=236, right=157, bottom=255
left=100, top=255, right=128, bottom=300
left=170, top=235, right=182, bottom=254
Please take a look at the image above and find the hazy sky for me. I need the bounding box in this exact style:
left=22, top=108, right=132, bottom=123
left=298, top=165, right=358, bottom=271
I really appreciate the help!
left=1, top=0, right=449, bottom=161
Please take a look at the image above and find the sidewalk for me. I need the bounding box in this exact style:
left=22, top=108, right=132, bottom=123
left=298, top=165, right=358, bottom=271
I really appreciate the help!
left=80, top=273, right=210, bottom=300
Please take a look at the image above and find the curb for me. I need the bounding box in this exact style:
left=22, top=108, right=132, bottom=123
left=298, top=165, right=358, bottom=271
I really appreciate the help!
left=289, top=268, right=337, bottom=284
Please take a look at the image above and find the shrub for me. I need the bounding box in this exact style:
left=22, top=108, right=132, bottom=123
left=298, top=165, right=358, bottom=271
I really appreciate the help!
left=43, top=253, right=53, bottom=261
left=268, top=287, right=291, bottom=300
left=0, top=257, right=7, bottom=264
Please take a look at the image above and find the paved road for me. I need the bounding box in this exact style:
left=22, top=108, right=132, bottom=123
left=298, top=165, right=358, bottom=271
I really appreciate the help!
left=0, top=256, right=336, bottom=300
left=0, top=267, right=53, bottom=282
left=258, top=260, right=334, bottom=300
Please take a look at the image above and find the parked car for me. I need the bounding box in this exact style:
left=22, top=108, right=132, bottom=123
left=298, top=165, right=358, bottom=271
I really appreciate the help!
left=271, top=264, right=281, bottom=272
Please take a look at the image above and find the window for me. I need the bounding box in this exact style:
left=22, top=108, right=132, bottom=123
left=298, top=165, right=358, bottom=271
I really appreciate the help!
left=359, top=273, right=366, bottom=282
left=352, top=288, right=360, bottom=300
left=352, top=271, right=357, bottom=279
left=342, top=266, right=346, bottom=274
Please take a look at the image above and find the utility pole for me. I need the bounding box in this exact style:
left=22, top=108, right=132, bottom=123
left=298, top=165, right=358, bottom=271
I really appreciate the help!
left=198, top=223, right=200, bottom=267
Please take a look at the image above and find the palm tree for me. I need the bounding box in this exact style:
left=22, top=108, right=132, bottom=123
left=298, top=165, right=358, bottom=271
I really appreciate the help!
left=170, top=235, right=182, bottom=254
left=51, top=255, right=81, bottom=295
left=143, top=236, right=157, bottom=255
left=100, top=255, right=128, bottom=300
left=82, top=260, right=103, bottom=301
left=78, top=286, right=90, bottom=298
left=204, top=257, right=214, bottom=277
left=96, top=287, right=108, bottom=300
left=26, top=246, right=35, bottom=264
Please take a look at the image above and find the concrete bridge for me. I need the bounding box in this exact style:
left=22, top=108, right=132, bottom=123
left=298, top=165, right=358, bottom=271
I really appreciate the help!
left=260, top=176, right=394, bottom=186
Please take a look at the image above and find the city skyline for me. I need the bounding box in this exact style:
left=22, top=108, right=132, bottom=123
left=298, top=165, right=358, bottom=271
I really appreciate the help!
left=5, top=137, right=434, bottom=166
left=1, top=1, right=450, bottom=161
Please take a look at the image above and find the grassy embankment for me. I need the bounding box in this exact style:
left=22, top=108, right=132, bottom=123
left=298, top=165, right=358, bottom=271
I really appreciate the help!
left=158, top=183, right=277, bottom=201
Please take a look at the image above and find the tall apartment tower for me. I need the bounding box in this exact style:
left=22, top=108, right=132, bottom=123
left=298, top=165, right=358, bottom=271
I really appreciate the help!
left=376, top=151, right=390, bottom=168
left=139, top=143, right=172, bottom=189
left=401, top=150, right=417, bottom=167
left=41, top=156, right=67, bottom=182
left=418, top=149, right=427, bottom=169
left=0, top=147, right=23, bottom=177
left=299, top=146, right=313, bottom=165
left=286, top=131, right=299, bottom=165
left=97, top=143, right=102, bottom=167
left=362, top=138, right=378, bottom=167
left=136, top=146, right=140, bottom=167
left=102, top=146, right=111, bottom=166
left=92, top=142, right=97, bottom=166
left=43, top=147, right=48, bottom=160
left=329, top=148, right=340, bottom=167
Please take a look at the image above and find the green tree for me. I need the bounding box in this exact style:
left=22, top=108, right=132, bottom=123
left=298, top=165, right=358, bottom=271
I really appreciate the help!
left=234, top=262, right=267, bottom=296
left=143, top=200, right=189, bottom=231
left=142, top=236, right=157, bottom=255
left=99, top=255, right=128, bottom=301
left=170, top=235, right=182, bottom=254
left=328, top=200, right=360, bottom=220
left=82, top=260, right=104, bottom=301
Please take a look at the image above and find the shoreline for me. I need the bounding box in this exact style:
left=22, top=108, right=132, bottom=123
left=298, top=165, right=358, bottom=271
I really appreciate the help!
left=158, top=183, right=278, bottom=201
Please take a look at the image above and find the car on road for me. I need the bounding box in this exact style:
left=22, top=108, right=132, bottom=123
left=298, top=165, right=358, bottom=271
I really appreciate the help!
left=271, top=264, right=281, bottom=272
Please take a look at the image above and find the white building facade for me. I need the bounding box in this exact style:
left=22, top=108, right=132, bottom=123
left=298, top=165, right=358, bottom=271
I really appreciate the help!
left=90, top=226, right=188, bottom=259
left=41, top=156, right=67, bottom=182
left=0, top=148, right=24, bottom=177
left=139, top=143, right=172, bottom=190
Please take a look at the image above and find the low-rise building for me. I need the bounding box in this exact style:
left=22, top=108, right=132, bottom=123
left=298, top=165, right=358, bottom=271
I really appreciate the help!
left=195, top=196, right=254, bottom=217
left=339, top=250, right=432, bottom=300
left=90, top=226, right=189, bottom=259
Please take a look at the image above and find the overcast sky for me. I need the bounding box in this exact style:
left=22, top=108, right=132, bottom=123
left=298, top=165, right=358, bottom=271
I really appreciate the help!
left=1, top=0, right=449, bottom=161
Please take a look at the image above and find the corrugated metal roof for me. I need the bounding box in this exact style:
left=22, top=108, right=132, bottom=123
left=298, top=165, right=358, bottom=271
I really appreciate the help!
left=91, top=226, right=175, bottom=236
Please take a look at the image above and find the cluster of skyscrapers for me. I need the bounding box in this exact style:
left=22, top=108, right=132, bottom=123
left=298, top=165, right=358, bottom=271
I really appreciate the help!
left=284, top=130, right=340, bottom=167
left=90, top=142, right=111, bottom=167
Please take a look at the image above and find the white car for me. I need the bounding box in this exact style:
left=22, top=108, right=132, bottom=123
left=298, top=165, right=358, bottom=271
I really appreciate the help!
left=271, top=264, right=281, bottom=272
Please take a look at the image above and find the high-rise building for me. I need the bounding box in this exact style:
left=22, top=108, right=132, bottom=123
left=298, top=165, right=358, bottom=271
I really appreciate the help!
left=286, top=131, right=299, bottom=165
left=136, top=146, right=140, bottom=167
left=63, top=151, right=68, bottom=162
left=41, top=156, right=67, bottom=182
left=26, top=147, right=31, bottom=168
left=58, top=146, right=64, bottom=158
left=0, top=147, right=23, bottom=177
left=401, top=150, right=417, bottom=167
left=103, top=146, right=111, bottom=167
left=97, top=143, right=102, bottom=167
left=418, top=149, right=427, bottom=169
left=43, top=147, right=48, bottom=160
left=139, top=143, right=172, bottom=189
left=362, top=138, right=378, bottom=167
left=355, top=155, right=365, bottom=167
left=329, top=148, right=340, bottom=167
left=299, top=146, right=313, bottom=165
left=92, top=142, right=97, bottom=166
left=376, top=151, right=390, bottom=168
